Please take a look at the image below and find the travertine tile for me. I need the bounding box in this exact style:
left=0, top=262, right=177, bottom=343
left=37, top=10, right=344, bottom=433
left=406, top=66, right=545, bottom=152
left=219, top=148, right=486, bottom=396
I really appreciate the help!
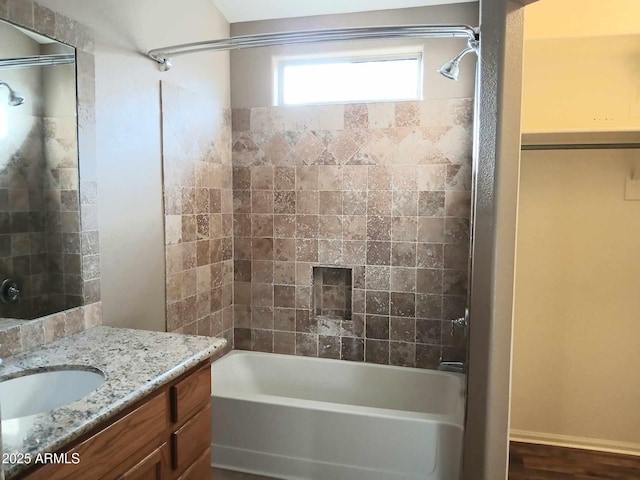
left=296, top=332, right=318, bottom=356
left=318, top=191, right=342, bottom=215
left=345, top=104, right=368, bottom=129
left=230, top=100, right=471, bottom=369
left=365, top=339, right=388, bottom=364
left=390, top=267, right=416, bottom=293
left=390, top=341, right=416, bottom=367
left=390, top=317, right=415, bottom=343
left=365, top=265, right=390, bottom=291
left=367, top=191, right=392, bottom=216
left=274, top=331, right=295, bottom=354
left=368, top=103, right=395, bottom=129
left=396, top=102, right=420, bottom=128
left=367, top=165, right=392, bottom=190
left=341, top=337, right=364, bottom=361
left=161, top=84, right=233, bottom=341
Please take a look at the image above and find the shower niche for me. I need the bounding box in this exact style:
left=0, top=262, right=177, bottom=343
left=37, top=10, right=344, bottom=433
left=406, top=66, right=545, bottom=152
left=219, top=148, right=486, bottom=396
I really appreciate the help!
left=312, top=266, right=353, bottom=321
left=0, top=20, right=80, bottom=320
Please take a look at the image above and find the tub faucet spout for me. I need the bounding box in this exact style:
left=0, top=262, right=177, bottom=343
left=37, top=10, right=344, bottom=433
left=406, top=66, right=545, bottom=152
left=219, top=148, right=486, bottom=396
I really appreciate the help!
left=438, top=360, right=465, bottom=373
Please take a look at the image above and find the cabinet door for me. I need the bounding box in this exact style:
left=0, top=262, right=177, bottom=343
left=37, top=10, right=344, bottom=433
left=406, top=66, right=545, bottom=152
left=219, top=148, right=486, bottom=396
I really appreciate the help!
left=171, top=405, right=211, bottom=476
left=177, top=449, right=211, bottom=480
left=169, top=363, right=211, bottom=426
left=118, top=443, right=169, bottom=480
left=25, top=392, right=168, bottom=480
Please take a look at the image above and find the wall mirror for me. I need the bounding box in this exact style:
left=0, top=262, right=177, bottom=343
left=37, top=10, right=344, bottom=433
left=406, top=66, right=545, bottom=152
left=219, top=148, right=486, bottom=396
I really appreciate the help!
left=0, top=18, right=80, bottom=325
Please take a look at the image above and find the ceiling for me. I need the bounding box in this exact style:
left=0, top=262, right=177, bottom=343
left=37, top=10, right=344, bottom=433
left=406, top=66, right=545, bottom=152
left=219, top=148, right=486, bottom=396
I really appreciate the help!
left=211, top=0, right=474, bottom=23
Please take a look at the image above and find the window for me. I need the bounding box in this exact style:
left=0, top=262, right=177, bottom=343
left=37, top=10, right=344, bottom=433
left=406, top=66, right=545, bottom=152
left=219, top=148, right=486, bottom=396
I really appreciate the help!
left=277, top=53, right=422, bottom=106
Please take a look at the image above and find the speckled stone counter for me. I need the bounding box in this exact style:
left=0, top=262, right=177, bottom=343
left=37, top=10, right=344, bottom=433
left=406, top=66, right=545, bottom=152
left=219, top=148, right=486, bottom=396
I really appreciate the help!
left=0, top=326, right=226, bottom=479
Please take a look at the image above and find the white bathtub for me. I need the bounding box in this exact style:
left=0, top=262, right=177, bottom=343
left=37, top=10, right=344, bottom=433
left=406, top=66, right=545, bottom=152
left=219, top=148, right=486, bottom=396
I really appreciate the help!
left=210, top=351, right=465, bottom=480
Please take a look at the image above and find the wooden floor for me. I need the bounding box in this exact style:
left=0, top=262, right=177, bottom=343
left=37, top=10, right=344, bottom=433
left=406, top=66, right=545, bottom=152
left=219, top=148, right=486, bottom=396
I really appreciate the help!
left=213, top=443, right=640, bottom=480
left=509, top=442, right=640, bottom=480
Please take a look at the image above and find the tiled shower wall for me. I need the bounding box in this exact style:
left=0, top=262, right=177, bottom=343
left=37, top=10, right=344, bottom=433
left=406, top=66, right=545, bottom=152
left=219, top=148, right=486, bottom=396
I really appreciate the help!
left=232, top=100, right=472, bottom=369
left=161, top=82, right=234, bottom=348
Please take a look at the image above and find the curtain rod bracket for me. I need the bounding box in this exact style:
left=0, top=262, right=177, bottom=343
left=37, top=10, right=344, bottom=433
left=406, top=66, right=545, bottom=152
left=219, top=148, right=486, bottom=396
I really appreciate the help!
left=154, top=57, right=172, bottom=72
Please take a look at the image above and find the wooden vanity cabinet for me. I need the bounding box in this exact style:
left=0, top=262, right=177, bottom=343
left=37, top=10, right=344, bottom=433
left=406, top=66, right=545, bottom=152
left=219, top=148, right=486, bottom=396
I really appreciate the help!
left=118, top=443, right=170, bottom=480
left=23, top=360, right=212, bottom=480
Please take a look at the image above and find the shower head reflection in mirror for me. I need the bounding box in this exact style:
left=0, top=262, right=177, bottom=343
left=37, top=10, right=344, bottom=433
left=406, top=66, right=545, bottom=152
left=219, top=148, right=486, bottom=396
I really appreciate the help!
left=0, top=81, right=24, bottom=106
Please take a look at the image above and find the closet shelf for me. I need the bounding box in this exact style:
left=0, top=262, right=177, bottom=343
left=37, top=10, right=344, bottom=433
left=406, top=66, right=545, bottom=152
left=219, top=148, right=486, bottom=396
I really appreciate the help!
left=521, top=130, right=640, bottom=151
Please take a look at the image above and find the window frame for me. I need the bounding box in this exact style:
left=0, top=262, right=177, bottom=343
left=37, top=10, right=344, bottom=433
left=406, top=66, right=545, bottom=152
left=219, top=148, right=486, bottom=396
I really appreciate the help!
left=274, top=50, right=424, bottom=106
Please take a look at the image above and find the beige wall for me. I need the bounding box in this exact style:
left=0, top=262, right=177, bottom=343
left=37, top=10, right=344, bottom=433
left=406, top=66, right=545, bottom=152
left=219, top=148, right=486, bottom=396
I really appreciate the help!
left=41, top=42, right=75, bottom=117
left=513, top=0, right=640, bottom=454
left=522, top=35, right=640, bottom=132
left=230, top=3, right=478, bottom=108
left=35, top=0, right=230, bottom=331
left=522, top=0, right=640, bottom=132
left=512, top=151, right=640, bottom=452
left=525, top=0, right=640, bottom=40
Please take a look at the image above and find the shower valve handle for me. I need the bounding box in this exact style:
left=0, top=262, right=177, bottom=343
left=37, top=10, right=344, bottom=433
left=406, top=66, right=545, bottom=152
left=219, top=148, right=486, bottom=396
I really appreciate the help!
left=451, top=308, right=469, bottom=337
left=450, top=317, right=465, bottom=336
left=450, top=309, right=469, bottom=337
left=0, top=279, right=20, bottom=304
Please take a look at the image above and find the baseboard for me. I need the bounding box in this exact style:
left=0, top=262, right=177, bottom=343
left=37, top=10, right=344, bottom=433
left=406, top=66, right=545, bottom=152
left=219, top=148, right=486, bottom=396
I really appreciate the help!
left=510, top=429, right=640, bottom=456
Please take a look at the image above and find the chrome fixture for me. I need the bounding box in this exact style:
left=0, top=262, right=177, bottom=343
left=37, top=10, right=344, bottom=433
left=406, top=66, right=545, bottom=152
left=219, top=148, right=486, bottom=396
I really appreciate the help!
left=438, top=38, right=479, bottom=81
left=148, top=24, right=479, bottom=72
left=450, top=307, right=469, bottom=338
left=0, top=279, right=20, bottom=303
left=438, top=361, right=465, bottom=373
left=451, top=316, right=466, bottom=336
left=0, top=53, right=75, bottom=70
left=0, top=81, right=24, bottom=106
left=438, top=308, right=469, bottom=373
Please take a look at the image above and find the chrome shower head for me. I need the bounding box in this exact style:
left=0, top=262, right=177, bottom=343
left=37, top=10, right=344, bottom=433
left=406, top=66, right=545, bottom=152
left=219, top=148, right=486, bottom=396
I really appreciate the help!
left=438, top=56, right=464, bottom=81
left=0, top=81, right=25, bottom=106
left=7, top=89, right=24, bottom=106
left=438, top=39, right=479, bottom=81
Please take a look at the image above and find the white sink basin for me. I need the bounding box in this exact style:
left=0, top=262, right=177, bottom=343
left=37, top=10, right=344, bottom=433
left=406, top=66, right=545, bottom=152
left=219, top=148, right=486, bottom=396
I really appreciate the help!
left=0, top=367, right=105, bottom=421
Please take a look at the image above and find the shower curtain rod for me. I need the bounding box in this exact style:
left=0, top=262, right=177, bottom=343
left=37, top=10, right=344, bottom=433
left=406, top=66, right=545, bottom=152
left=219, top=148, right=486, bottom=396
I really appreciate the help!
left=147, top=24, right=479, bottom=71
left=0, top=53, right=75, bottom=70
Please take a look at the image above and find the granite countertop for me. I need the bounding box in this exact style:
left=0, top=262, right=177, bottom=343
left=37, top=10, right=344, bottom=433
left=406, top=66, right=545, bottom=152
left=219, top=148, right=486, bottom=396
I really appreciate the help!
left=0, top=326, right=226, bottom=479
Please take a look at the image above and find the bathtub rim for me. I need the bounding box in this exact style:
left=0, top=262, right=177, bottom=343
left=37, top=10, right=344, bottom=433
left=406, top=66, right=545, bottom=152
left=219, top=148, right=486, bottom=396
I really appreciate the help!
left=211, top=350, right=466, bottom=430
left=213, top=350, right=467, bottom=382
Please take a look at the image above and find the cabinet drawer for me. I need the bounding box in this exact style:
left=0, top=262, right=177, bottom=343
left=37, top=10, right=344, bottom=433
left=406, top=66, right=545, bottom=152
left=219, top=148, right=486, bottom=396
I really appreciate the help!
left=118, top=443, right=170, bottom=480
left=169, top=362, right=210, bottom=426
left=170, top=405, right=211, bottom=475
left=26, top=391, right=168, bottom=480
left=177, top=448, right=211, bottom=480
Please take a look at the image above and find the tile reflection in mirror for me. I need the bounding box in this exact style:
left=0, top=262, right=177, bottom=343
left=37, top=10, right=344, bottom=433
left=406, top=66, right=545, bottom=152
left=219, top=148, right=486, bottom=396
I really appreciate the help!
left=0, top=18, right=80, bottom=322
